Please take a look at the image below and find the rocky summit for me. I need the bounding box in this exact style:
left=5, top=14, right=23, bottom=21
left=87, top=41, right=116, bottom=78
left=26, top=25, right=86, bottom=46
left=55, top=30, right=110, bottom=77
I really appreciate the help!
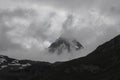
left=48, top=37, right=83, bottom=54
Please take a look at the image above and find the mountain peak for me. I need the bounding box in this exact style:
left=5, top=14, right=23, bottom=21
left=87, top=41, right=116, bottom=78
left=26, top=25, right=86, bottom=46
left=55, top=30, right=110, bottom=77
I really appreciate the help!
left=48, top=37, right=83, bottom=54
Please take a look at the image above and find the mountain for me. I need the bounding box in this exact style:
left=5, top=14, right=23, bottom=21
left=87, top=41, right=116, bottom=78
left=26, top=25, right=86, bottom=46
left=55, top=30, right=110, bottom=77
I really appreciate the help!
left=0, top=35, right=120, bottom=80
left=48, top=37, right=83, bottom=54
left=50, top=34, right=120, bottom=80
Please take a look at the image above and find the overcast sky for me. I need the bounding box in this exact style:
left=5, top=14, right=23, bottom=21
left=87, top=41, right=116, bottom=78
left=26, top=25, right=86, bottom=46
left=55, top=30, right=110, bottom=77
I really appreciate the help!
left=0, top=0, right=120, bottom=63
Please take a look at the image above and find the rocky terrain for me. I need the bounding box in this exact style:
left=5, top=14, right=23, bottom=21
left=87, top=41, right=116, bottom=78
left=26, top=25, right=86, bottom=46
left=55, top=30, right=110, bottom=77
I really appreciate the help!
left=48, top=37, right=83, bottom=54
left=0, top=35, right=120, bottom=80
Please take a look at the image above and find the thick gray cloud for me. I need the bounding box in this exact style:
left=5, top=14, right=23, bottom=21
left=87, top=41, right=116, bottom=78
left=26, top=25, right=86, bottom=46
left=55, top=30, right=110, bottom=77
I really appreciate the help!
left=0, top=0, right=120, bottom=63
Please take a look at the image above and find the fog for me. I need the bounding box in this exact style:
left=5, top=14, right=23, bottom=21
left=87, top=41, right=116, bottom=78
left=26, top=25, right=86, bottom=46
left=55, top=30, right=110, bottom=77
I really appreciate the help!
left=0, top=0, right=120, bottom=63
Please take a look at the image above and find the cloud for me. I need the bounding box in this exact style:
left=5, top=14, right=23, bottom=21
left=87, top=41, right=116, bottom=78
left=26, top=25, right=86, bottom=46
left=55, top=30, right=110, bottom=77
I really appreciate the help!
left=0, top=0, right=119, bottom=62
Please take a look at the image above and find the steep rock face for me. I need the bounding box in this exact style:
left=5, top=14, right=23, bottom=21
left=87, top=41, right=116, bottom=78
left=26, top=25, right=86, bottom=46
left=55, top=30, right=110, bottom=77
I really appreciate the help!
left=48, top=37, right=83, bottom=54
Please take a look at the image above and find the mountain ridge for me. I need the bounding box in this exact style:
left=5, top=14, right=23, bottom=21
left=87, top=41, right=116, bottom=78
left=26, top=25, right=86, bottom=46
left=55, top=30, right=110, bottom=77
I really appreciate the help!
left=0, top=35, right=120, bottom=80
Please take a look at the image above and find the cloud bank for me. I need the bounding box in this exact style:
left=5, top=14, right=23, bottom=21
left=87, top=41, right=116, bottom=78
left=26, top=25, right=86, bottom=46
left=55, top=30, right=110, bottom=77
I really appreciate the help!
left=0, top=0, right=120, bottom=62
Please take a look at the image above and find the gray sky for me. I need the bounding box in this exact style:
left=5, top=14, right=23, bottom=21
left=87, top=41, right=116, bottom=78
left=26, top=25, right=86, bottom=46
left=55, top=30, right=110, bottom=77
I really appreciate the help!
left=0, top=0, right=120, bottom=63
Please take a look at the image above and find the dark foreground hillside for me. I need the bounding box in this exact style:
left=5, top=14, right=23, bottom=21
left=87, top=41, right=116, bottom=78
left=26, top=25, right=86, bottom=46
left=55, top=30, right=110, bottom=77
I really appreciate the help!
left=0, top=35, right=120, bottom=80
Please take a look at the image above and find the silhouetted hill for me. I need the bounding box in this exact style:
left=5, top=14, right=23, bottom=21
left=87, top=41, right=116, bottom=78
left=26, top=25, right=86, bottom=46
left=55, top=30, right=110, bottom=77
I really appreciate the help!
left=0, top=35, right=120, bottom=80
left=49, top=35, right=120, bottom=80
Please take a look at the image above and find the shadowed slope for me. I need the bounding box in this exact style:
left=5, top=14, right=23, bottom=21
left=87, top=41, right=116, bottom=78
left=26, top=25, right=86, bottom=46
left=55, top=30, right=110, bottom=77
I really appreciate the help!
left=0, top=35, right=120, bottom=80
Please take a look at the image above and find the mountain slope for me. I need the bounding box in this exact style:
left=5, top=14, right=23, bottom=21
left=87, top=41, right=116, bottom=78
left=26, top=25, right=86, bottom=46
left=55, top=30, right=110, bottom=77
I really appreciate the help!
left=49, top=35, right=120, bottom=80
left=0, top=35, right=120, bottom=80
